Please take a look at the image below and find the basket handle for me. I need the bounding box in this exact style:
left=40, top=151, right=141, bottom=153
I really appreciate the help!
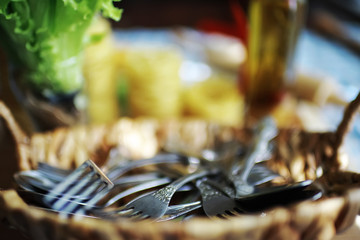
left=0, top=101, right=31, bottom=171
left=332, top=91, right=360, bottom=167
left=336, top=188, right=360, bottom=233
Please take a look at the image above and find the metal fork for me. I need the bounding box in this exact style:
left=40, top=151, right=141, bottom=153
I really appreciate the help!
left=15, top=170, right=166, bottom=196
left=37, top=153, right=190, bottom=183
left=230, top=117, right=278, bottom=198
left=18, top=189, right=203, bottom=221
left=108, top=168, right=218, bottom=220
left=43, top=177, right=172, bottom=216
left=196, top=178, right=242, bottom=219
left=40, top=160, right=203, bottom=219
left=16, top=153, right=191, bottom=196
left=43, top=160, right=114, bottom=215
left=157, top=200, right=202, bottom=222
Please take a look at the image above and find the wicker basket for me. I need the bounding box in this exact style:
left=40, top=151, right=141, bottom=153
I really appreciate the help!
left=1, top=99, right=360, bottom=240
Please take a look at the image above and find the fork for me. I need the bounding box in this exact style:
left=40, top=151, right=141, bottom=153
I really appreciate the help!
left=17, top=153, right=190, bottom=196
left=41, top=159, right=207, bottom=219
left=229, top=117, right=278, bottom=198
left=18, top=189, right=203, bottom=221
left=157, top=200, right=202, bottom=222
left=107, top=167, right=218, bottom=220
left=40, top=176, right=173, bottom=215
left=32, top=174, right=174, bottom=216
left=44, top=160, right=114, bottom=215
left=15, top=170, right=166, bottom=196
left=37, top=153, right=191, bottom=183
left=196, top=178, right=243, bottom=219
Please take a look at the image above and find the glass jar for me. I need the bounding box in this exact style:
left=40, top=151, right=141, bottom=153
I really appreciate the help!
left=241, top=0, right=307, bottom=108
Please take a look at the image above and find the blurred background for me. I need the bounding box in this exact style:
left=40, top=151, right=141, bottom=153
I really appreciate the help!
left=1, top=0, right=359, bottom=130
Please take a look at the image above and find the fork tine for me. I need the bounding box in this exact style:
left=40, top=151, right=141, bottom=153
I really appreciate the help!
left=212, top=214, right=226, bottom=220
left=233, top=206, right=245, bottom=214
left=129, top=212, right=149, bottom=221
left=224, top=210, right=236, bottom=216
left=229, top=209, right=242, bottom=217
left=44, top=160, right=113, bottom=215
left=217, top=208, right=243, bottom=219
left=45, top=161, right=90, bottom=199
left=157, top=201, right=202, bottom=222
left=50, top=172, right=97, bottom=211
left=217, top=213, right=231, bottom=220
left=62, top=178, right=109, bottom=214
left=77, top=162, right=114, bottom=208
left=61, top=171, right=97, bottom=198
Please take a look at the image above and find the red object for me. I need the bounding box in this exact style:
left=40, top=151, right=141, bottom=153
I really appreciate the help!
left=196, top=19, right=241, bottom=38
left=196, top=0, right=248, bottom=45
left=229, top=0, right=248, bottom=45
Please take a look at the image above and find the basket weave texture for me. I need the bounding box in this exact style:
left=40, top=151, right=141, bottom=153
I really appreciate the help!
left=1, top=100, right=360, bottom=240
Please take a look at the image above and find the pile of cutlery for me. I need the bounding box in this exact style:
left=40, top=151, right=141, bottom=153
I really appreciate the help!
left=13, top=117, right=322, bottom=221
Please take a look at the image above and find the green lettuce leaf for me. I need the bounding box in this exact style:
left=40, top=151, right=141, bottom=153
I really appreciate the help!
left=0, top=0, right=122, bottom=97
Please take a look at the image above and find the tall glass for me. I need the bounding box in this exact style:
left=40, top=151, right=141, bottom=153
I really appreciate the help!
left=241, top=0, right=307, bottom=111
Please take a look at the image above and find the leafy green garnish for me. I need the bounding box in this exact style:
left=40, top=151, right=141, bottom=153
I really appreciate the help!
left=0, top=0, right=122, bottom=97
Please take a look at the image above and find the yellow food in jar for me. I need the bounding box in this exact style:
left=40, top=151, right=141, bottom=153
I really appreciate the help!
left=83, top=16, right=120, bottom=124
left=182, top=75, right=244, bottom=127
left=115, top=47, right=183, bottom=119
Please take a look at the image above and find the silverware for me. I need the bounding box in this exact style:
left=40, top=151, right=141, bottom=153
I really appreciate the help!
left=15, top=153, right=193, bottom=196
left=43, top=160, right=113, bottom=215
left=246, top=164, right=280, bottom=186
left=230, top=117, right=278, bottom=198
left=196, top=178, right=242, bottom=218
left=103, top=177, right=172, bottom=207
left=235, top=180, right=323, bottom=212
left=198, top=178, right=322, bottom=218
left=15, top=170, right=166, bottom=196
left=14, top=170, right=59, bottom=194
left=37, top=153, right=190, bottom=183
left=157, top=201, right=202, bottom=222
left=17, top=189, right=203, bottom=220
left=109, top=168, right=218, bottom=220
left=14, top=124, right=325, bottom=222
left=40, top=157, right=216, bottom=220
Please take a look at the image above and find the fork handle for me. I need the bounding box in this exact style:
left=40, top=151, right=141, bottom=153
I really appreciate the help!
left=170, top=169, right=217, bottom=190
left=231, top=117, right=277, bottom=181
left=107, top=154, right=187, bottom=180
